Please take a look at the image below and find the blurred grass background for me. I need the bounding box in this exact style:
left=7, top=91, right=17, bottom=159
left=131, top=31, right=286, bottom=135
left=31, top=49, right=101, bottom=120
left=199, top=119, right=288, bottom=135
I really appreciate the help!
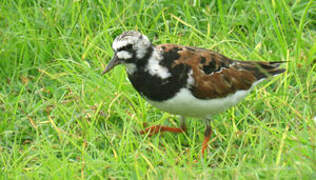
left=0, top=0, right=315, bottom=179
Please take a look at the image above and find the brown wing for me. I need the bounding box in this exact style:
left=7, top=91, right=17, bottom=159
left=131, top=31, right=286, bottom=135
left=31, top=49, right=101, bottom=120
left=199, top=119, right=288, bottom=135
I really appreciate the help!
left=157, top=44, right=285, bottom=99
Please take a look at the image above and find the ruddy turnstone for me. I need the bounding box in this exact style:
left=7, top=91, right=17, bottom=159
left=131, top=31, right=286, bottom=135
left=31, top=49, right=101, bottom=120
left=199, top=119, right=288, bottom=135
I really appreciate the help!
left=103, top=31, right=285, bottom=155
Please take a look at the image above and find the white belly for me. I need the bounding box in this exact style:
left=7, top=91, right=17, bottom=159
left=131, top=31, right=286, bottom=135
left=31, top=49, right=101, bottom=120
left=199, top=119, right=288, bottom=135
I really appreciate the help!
left=147, top=87, right=252, bottom=118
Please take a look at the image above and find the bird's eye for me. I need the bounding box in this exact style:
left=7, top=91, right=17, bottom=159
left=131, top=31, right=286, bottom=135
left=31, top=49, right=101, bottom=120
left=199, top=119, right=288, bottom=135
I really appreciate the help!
left=119, top=44, right=133, bottom=51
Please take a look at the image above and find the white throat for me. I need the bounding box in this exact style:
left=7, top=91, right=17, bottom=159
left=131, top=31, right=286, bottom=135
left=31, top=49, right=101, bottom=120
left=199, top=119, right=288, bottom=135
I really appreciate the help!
left=125, top=63, right=137, bottom=74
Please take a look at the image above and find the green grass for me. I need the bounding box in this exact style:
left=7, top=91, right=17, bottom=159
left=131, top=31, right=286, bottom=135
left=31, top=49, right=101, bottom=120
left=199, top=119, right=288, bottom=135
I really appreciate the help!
left=0, top=0, right=315, bottom=179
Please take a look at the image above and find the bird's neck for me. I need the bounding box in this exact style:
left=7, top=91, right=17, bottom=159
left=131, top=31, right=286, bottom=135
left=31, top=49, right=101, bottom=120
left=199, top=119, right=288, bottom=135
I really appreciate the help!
left=125, top=45, right=155, bottom=75
left=125, top=45, right=191, bottom=101
left=136, top=45, right=154, bottom=67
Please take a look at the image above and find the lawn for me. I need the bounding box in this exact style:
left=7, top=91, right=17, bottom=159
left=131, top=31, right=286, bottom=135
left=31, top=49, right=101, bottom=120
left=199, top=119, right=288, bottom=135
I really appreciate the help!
left=0, top=0, right=315, bottom=179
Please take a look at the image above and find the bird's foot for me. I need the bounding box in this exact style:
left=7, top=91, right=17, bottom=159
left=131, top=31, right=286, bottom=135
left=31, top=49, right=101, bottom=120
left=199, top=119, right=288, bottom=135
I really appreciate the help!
left=140, top=124, right=186, bottom=136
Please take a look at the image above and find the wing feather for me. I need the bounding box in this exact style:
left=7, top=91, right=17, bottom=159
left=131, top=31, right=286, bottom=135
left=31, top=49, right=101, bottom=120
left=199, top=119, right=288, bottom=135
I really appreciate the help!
left=157, top=44, right=285, bottom=99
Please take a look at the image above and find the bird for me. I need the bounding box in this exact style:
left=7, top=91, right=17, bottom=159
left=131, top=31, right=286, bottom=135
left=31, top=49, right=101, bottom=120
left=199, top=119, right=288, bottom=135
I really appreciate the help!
left=102, top=31, right=285, bottom=155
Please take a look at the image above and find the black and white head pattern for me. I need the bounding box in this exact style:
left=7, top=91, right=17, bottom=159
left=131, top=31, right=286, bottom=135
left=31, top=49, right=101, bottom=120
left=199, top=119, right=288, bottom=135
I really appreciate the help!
left=112, top=31, right=152, bottom=61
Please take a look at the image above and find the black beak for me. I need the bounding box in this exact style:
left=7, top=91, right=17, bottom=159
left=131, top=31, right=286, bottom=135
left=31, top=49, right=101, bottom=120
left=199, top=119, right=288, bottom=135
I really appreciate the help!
left=102, top=54, right=121, bottom=75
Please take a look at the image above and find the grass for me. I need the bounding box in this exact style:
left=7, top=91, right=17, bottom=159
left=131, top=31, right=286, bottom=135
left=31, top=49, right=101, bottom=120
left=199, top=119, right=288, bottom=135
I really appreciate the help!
left=0, top=0, right=315, bottom=179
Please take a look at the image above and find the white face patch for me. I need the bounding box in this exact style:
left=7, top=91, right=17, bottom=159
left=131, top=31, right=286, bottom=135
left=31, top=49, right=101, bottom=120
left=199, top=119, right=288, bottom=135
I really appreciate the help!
left=112, top=38, right=136, bottom=51
left=117, top=50, right=132, bottom=59
left=135, top=36, right=151, bottom=59
left=145, top=50, right=171, bottom=79
left=125, top=63, right=137, bottom=74
left=136, top=48, right=147, bottom=59
left=112, top=33, right=151, bottom=59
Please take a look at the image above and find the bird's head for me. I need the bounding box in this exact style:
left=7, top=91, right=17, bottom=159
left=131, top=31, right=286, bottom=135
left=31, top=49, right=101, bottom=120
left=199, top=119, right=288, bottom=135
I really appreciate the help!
left=102, top=31, right=152, bottom=74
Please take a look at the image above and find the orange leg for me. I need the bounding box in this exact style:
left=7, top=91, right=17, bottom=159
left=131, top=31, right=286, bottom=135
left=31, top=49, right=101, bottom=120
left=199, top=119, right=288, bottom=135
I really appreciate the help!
left=201, top=124, right=212, bottom=156
left=140, top=117, right=186, bottom=136
left=140, top=125, right=186, bottom=136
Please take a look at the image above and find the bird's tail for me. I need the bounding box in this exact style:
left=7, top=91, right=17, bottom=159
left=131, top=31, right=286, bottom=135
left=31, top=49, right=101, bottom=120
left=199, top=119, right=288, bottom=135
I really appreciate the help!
left=237, top=61, right=287, bottom=80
